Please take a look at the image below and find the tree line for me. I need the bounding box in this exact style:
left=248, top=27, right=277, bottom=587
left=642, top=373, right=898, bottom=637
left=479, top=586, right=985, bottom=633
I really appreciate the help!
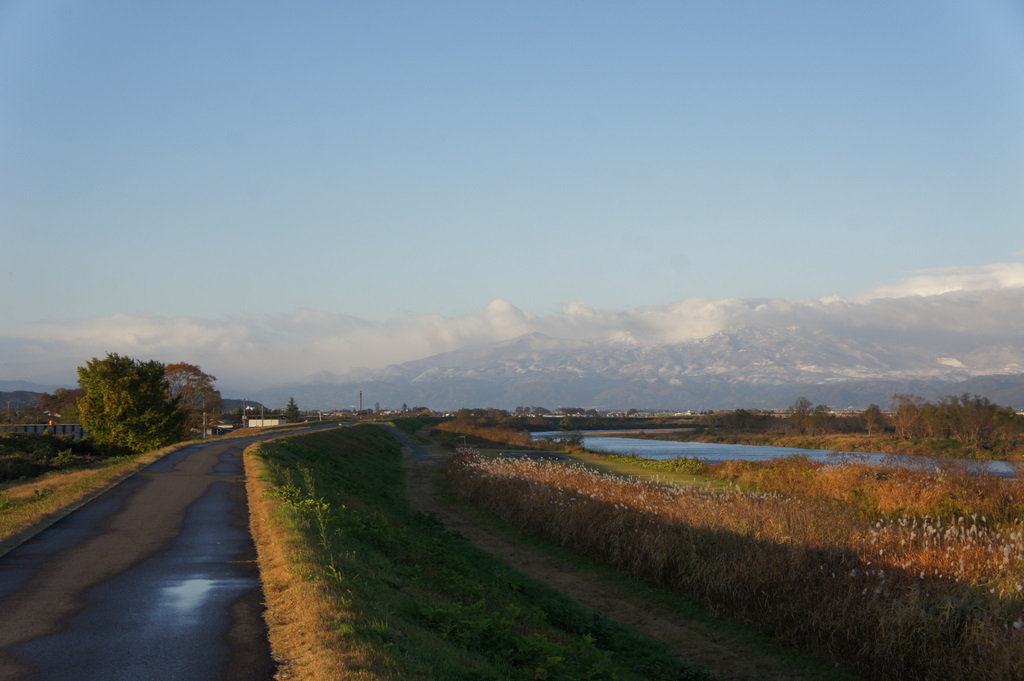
left=736, top=393, right=1024, bottom=449
left=885, top=393, right=1020, bottom=445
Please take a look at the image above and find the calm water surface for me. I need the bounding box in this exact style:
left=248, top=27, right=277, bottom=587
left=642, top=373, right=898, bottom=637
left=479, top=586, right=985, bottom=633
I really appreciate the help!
left=533, top=431, right=1020, bottom=478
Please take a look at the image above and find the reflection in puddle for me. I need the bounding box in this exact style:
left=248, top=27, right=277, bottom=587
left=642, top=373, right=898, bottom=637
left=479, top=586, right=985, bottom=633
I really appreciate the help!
left=162, top=578, right=217, bottom=612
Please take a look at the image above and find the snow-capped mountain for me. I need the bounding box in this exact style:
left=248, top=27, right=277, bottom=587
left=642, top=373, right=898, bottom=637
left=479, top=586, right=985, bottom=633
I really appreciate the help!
left=254, top=326, right=1024, bottom=411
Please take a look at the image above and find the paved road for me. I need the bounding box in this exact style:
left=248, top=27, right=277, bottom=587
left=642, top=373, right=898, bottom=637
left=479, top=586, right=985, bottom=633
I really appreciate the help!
left=0, top=435, right=286, bottom=681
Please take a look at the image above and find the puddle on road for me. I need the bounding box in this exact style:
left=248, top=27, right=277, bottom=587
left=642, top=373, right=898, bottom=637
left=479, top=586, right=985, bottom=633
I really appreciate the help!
left=161, top=578, right=218, bottom=612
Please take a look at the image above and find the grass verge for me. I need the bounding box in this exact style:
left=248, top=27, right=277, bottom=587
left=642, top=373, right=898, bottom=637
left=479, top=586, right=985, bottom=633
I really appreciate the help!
left=245, top=424, right=712, bottom=681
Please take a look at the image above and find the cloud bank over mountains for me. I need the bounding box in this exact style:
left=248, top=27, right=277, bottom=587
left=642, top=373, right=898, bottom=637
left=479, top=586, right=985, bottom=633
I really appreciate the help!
left=3, top=262, right=1024, bottom=403
left=856, top=262, right=1024, bottom=300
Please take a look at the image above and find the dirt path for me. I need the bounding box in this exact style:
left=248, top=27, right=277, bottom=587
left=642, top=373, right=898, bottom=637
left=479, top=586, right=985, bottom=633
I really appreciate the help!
left=388, top=426, right=854, bottom=681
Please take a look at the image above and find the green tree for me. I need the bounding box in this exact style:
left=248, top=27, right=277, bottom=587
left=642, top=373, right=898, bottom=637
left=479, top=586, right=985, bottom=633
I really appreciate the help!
left=284, top=397, right=302, bottom=423
left=165, top=362, right=223, bottom=435
left=77, top=353, right=187, bottom=452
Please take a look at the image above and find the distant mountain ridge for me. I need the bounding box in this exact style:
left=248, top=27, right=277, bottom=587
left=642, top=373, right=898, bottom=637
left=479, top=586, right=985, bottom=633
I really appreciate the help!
left=0, top=380, right=72, bottom=394
left=0, top=391, right=48, bottom=411
left=253, top=328, right=1024, bottom=411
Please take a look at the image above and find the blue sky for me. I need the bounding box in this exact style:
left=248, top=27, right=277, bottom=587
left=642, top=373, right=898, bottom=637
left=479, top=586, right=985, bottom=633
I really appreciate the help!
left=2, top=1, right=1024, bottom=389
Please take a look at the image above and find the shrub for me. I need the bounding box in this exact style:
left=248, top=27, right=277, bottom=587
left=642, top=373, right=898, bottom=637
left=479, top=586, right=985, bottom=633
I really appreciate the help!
left=0, top=433, right=124, bottom=483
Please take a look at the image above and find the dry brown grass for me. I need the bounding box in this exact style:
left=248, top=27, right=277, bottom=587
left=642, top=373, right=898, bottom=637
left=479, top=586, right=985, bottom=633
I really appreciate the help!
left=712, top=455, right=1024, bottom=523
left=449, top=450, right=1024, bottom=681
left=432, top=420, right=534, bottom=448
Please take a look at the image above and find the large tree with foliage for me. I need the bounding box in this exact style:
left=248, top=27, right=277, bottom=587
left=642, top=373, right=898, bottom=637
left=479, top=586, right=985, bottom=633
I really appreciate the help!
left=165, top=362, right=223, bottom=435
left=77, top=353, right=187, bottom=452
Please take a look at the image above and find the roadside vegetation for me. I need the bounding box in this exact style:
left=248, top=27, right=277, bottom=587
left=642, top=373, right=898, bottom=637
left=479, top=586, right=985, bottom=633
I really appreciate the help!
left=246, top=424, right=711, bottom=681
left=0, top=432, right=131, bottom=484
left=448, top=447, right=1024, bottom=681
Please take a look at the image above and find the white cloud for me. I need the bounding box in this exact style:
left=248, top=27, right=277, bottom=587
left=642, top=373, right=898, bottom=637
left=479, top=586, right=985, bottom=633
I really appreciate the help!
left=0, top=304, right=547, bottom=391
left=3, top=263, right=1024, bottom=394
left=857, top=262, right=1024, bottom=300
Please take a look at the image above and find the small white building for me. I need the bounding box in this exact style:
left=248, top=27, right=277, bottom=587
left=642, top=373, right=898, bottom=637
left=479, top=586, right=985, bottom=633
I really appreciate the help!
left=244, top=418, right=287, bottom=427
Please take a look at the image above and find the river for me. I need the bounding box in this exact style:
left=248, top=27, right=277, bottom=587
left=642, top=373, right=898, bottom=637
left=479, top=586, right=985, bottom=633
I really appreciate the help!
left=532, top=431, right=1021, bottom=478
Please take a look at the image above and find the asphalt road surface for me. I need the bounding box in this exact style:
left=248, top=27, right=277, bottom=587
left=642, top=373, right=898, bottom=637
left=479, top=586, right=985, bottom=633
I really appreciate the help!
left=0, top=435, right=286, bottom=681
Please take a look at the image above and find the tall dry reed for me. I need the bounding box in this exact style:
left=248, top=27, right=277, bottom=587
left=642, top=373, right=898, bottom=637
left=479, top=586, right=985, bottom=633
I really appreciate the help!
left=449, top=451, right=1024, bottom=681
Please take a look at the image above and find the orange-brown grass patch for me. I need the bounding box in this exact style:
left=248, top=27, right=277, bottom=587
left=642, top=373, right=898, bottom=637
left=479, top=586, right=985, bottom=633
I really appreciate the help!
left=711, top=455, right=1024, bottom=523
left=432, top=420, right=534, bottom=448
left=449, top=450, right=1024, bottom=681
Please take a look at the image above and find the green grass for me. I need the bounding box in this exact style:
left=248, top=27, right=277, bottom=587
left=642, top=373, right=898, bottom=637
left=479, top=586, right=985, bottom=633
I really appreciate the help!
left=251, top=425, right=712, bottom=680
left=571, top=449, right=712, bottom=478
